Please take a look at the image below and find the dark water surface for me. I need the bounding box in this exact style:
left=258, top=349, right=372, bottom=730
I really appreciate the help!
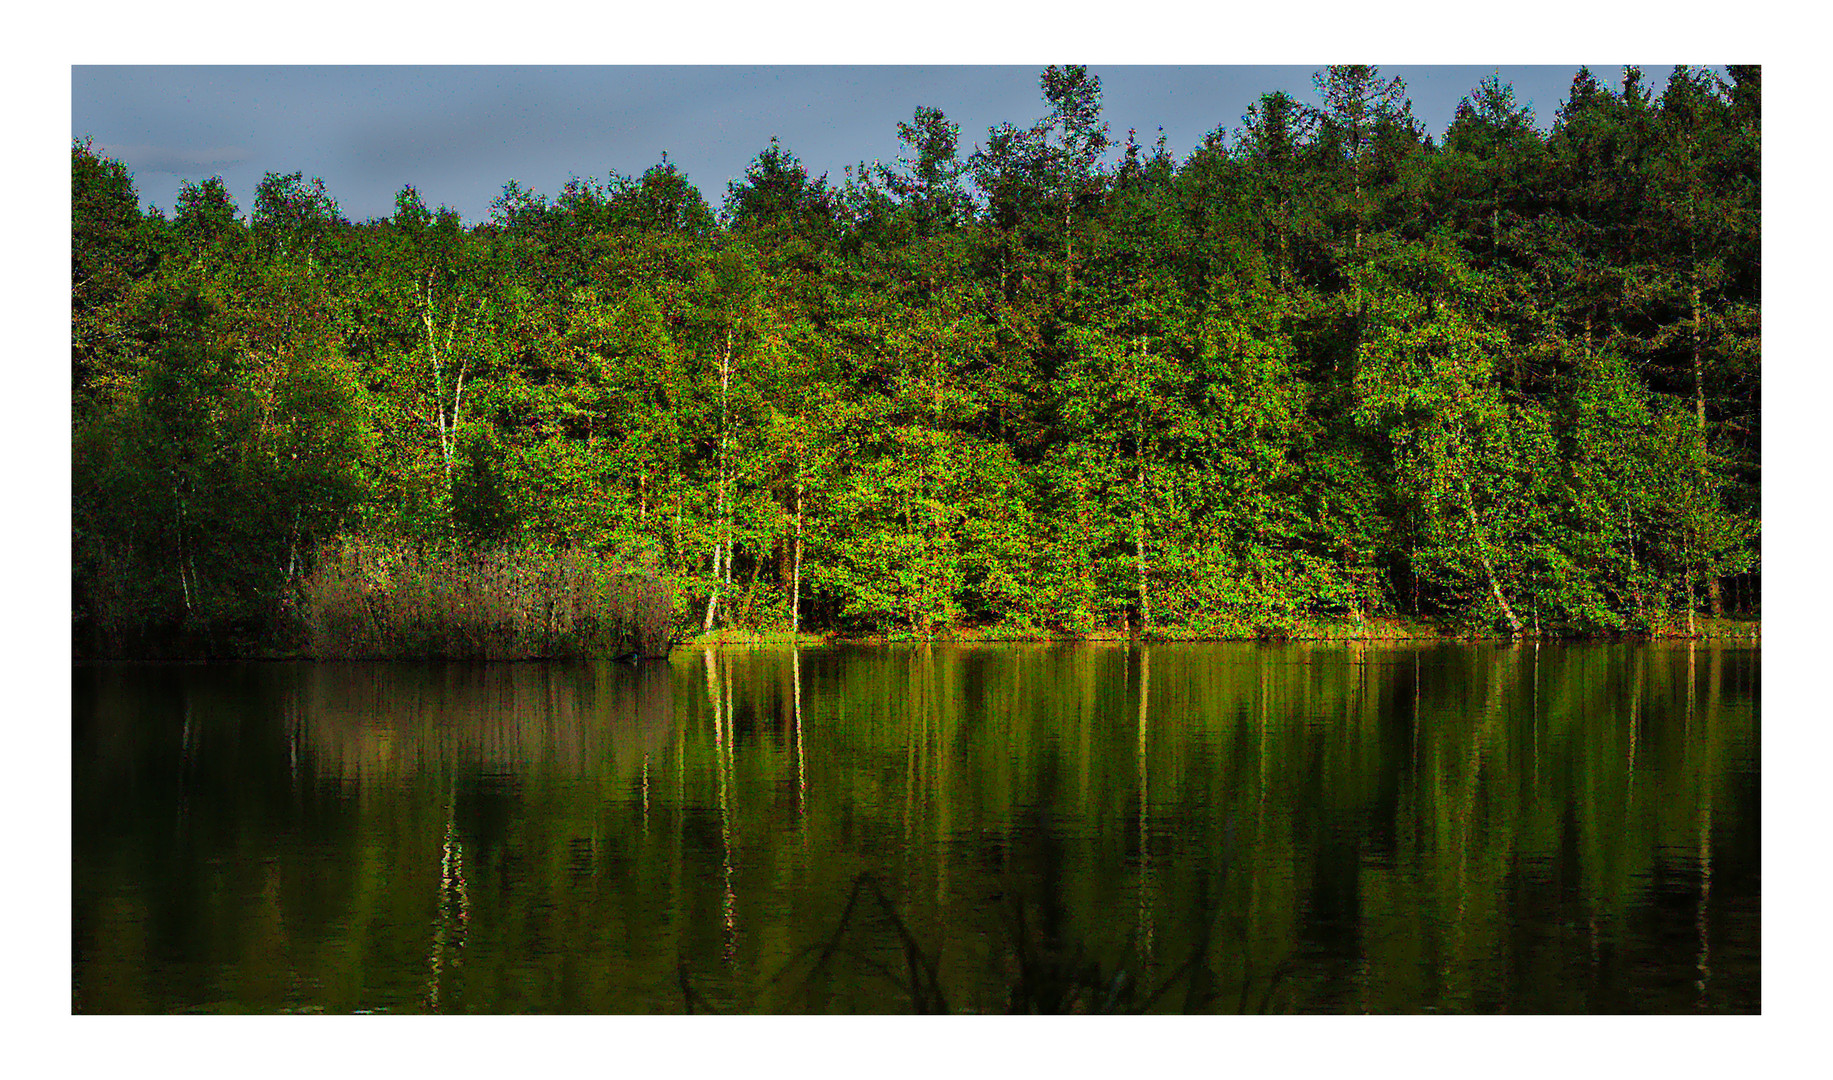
left=72, top=642, right=1759, bottom=1013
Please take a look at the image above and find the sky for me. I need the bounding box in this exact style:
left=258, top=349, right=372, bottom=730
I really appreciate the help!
left=71, top=65, right=1718, bottom=225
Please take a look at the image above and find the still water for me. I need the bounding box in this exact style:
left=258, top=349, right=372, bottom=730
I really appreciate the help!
left=72, top=642, right=1759, bottom=1013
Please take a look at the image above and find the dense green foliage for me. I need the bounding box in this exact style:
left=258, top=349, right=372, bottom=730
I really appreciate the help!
left=71, top=65, right=1760, bottom=653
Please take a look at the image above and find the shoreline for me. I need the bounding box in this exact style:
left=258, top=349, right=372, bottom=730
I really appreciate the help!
left=688, top=618, right=1760, bottom=648
left=73, top=617, right=1761, bottom=665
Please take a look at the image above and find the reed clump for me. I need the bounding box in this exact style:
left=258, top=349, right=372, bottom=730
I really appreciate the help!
left=303, top=536, right=675, bottom=660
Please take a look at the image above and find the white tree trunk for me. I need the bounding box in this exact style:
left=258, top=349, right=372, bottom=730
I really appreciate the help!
left=1136, top=452, right=1150, bottom=634
left=1464, top=497, right=1521, bottom=636
left=423, top=277, right=470, bottom=485
left=702, top=329, right=734, bottom=633
left=792, top=480, right=804, bottom=634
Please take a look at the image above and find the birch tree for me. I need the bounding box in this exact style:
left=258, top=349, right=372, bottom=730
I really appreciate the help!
left=391, top=187, right=499, bottom=492
left=1351, top=239, right=1525, bottom=634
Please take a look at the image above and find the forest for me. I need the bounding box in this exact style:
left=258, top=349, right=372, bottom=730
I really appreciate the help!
left=71, top=65, right=1760, bottom=658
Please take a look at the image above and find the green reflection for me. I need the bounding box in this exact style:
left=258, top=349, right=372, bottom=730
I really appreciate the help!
left=72, top=642, right=1759, bottom=1013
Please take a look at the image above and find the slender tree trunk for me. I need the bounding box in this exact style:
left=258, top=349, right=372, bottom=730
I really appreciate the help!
left=1344, top=147, right=1363, bottom=381
left=1690, top=259, right=1725, bottom=618
left=1685, top=530, right=1699, bottom=638
left=721, top=331, right=733, bottom=595
left=174, top=485, right=191, bottom=613
left=1136, top=437, right=1150, bottom=635
left=425, top=278, right=452, bottom=481
left=1353, top=177, right=1362, bottom=252
left=449, top=362, right=466, bottom=479
left=701, top=529, right=722, bottom=634
left=1463, top=495, right=1521, bottom=636
left=702, top=328, right=734, bottom=633
left=1689, top=193, right=1707, bottom=430
left=1353, top=127, right=1365, bottom=254
left=1690, top=298, right=1706, bottom=441
left=792, top=481, right=804, bottom=634
left=424, top=277, right=470, bottom=486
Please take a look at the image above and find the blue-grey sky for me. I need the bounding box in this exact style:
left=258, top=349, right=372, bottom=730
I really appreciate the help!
left=72, top=65, right=1714, bottom=225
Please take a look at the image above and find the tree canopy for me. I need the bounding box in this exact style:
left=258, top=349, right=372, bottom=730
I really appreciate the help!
left=72, top=65, right=1760, bottom=655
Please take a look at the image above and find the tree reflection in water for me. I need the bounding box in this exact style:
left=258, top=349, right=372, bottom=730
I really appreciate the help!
left=72, top=643, right=1759, bottom=1013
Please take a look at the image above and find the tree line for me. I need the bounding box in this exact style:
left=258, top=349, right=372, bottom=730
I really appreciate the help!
left=71, top=64, right=1760, bottom=655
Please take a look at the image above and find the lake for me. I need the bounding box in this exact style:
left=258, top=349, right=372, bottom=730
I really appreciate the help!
left=72, top=641, right=1759, bottom=1013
